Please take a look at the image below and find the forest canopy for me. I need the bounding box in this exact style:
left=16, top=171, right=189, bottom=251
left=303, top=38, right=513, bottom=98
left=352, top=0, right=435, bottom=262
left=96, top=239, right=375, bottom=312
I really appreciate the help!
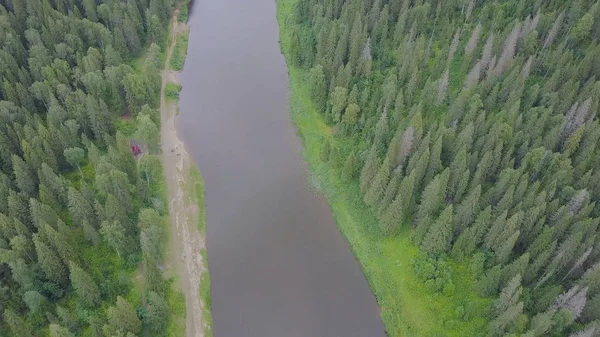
left=285, top=0, right=600, bottom=335
left=0, top=0, right=173, bottom=335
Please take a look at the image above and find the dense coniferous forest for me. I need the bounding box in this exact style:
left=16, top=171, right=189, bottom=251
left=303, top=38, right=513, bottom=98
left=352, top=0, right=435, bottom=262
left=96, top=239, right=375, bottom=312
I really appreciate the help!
left=0, top=0, right=174, bottom=334
left=284, top=0, right=600, bottom=335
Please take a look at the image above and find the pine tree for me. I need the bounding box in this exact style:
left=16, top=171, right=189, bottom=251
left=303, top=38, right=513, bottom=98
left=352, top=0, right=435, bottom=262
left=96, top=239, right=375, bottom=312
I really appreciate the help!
left=33, top=234, right=67, bottom=284
left=454, top=185, right=481, bottom=231
left=309, top=65, right=327, bottom=112
left=12, top=155, right=37, bottom=197
left=359, top=144, right=379, bottom=194
left=69, top=262, right=100, bottom=307
left=49, top=324, right=75, bottom=337
left=104, top=296, right=142, bottom=336
left=364, top=158, right=390, bottom=208
left=378, top=171, right=402, bottom=216
left=330, top=87, right=347, bottom=123
left=145, top=292, right=170, bottom=334
left=380, top=168, right=414, bottom=234
left=41, top=223, right=76, bottom=266
left=341, top=151, right=357, bottom=182
left=421, top=205, right=454, bottom=255
left=4, top=308, right=34, bottom=337
left=415, top=169, right=449, bottom=226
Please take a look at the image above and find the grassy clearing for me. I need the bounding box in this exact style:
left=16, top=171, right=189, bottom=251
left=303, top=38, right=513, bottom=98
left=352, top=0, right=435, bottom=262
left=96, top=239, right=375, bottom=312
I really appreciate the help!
left=277, top=1, right=490, bottom=336
left=170, top=31, right=189, bottom=71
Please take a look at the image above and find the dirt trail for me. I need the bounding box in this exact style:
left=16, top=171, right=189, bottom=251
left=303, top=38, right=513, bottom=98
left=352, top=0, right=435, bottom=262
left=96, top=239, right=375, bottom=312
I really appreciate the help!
left=161, top=10, right=208, bottom=337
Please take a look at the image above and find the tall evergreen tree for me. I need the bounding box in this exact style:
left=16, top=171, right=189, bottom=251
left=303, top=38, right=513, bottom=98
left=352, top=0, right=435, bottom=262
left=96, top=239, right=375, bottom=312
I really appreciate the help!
left=69, top=262, right=100, bottom=307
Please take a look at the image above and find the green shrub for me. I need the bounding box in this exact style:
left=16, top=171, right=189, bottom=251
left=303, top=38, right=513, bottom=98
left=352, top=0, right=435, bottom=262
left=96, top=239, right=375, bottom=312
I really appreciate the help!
left=170, top=34, right=189, bottom=71
left=165, top=83, right=182, bottom=100
left=178, top=5, right=188, bottom=22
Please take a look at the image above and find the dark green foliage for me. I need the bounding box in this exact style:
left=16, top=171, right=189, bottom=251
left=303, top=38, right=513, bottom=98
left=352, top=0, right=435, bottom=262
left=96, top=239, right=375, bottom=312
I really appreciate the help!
left=170, top=33, right=189, bottom=71
left=69, top=262, right=100, bottom=307
left=287, top=0, right=600, bottom=331
left=145, top=291, right=170, bottom=334
left=413, top=254, right=454, bottom=295
left=0, top=0, right=176, bottom=332
left=103, top=296, right=142, bottom=336
left=165, top=83, right=183, bottom=100
left=341, top=151, right=357, bottom=182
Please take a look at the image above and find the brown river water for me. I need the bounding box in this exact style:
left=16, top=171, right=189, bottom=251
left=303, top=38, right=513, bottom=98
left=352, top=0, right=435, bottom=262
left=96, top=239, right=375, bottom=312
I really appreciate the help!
left=177, top=0, right=386, bottom=335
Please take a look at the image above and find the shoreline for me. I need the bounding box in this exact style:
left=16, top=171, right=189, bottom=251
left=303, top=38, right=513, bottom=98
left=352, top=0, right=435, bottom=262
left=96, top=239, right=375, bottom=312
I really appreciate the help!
left=160, top=5, right=212, bottom=337
left=275, top=0, right=490, bottom=336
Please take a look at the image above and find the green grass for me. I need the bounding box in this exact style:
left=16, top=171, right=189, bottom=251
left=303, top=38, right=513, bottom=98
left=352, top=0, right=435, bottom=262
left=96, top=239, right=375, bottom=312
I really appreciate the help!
left=170, top=32, right=189, bottom=71
left=190, top=167, right=206, bottom=233
left=277, top=1, right=491, bottom=336
left=199, top=249, right=213, bottom=337
left=167, top=286, right=187, bottom=336
left=165, top=83, right=182, bottom=101
left=181, top=150, right=212, bottom=336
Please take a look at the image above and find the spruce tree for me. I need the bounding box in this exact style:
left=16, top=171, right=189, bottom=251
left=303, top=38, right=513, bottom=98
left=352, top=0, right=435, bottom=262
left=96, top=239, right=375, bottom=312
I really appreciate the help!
left=364, top=158, right=390, bottom=208
left=69, top=262, right=100, bottom=307
left=104, top=296, right=142, bottom=336
left=145, top=292, right=170, bottom=334
left=12, top=155, right=37, bottom=197
left=4, top=308, right=34, bottom=337
left=33, top=234, right=67, bottom=284
left=415, top=168, right=449, bottom=226
left=341, top=151, right=357, bottom=182
left=359, top=144, right=379, bottom=194
left=421, top=205, right=454, bottom=255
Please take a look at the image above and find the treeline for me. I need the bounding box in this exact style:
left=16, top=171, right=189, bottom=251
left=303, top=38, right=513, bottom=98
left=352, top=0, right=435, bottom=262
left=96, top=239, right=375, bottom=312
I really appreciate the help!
left=288, top=0, right=600, bottom=335
left=0, top=0, right=174, bottom=335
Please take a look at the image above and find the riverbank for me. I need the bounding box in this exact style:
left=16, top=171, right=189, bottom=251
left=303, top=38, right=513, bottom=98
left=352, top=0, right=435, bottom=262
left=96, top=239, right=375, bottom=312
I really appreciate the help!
left=276, top=0, right=490, bottom=336
left=160, top=6, right=212, bottom=337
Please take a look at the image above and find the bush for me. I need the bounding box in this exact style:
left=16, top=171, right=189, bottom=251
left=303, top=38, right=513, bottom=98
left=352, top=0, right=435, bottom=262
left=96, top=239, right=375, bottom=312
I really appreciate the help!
left=170, top=34, right=188, bottom=71
left=178, top=5, right=188, bottom=22
left=165, top=83, right=182, bottom=100
left=412, top=254, right=454, bottom=295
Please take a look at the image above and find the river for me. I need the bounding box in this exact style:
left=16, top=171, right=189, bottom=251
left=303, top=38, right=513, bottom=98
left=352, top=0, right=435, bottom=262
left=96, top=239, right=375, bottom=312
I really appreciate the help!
left=177, top=0, right=386, bottom=336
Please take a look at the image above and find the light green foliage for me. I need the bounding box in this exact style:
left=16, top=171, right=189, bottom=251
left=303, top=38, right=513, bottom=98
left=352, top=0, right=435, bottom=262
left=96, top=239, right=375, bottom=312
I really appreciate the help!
left=170, top=32, right=189, bottom=71
left=276, top=0, right=600, bottom=330
left=135, top=112, right=160, bottom=153
left=341, top=151, right=357, bottom=182
left=421, top=205, right=454, bottom=255
left=103, top=296, right=142, bottom=336
left=308, top=64, right=327, bottom=112
left=100, top=220, right=128, bottom=258
left=4, top=308, right=34, bottom=336
left=69, top=262, right=101, bottom=307
left=63, top=147, right=85, bottom=175
left=145, top=291, right=170, bottom=334
left=49, top=324, right=75, bottom=337
left=165, top=82, right=182, bottom=100
left=33, top=234, right=68, bottom=285
left=330, top=86, right=347, bottom=123
left=276, top=4, right=492, bottom=334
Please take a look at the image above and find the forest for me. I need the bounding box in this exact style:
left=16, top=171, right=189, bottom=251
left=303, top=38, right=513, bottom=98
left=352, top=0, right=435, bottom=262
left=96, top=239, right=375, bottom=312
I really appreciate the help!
left=281, top=0, right=600, bottom=335
left=0, top=0, right=178, bottom=334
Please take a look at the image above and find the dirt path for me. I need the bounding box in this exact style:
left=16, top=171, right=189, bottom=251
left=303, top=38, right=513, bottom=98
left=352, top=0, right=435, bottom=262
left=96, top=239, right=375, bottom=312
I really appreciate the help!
left=161, top=10, right=209, bottom=337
